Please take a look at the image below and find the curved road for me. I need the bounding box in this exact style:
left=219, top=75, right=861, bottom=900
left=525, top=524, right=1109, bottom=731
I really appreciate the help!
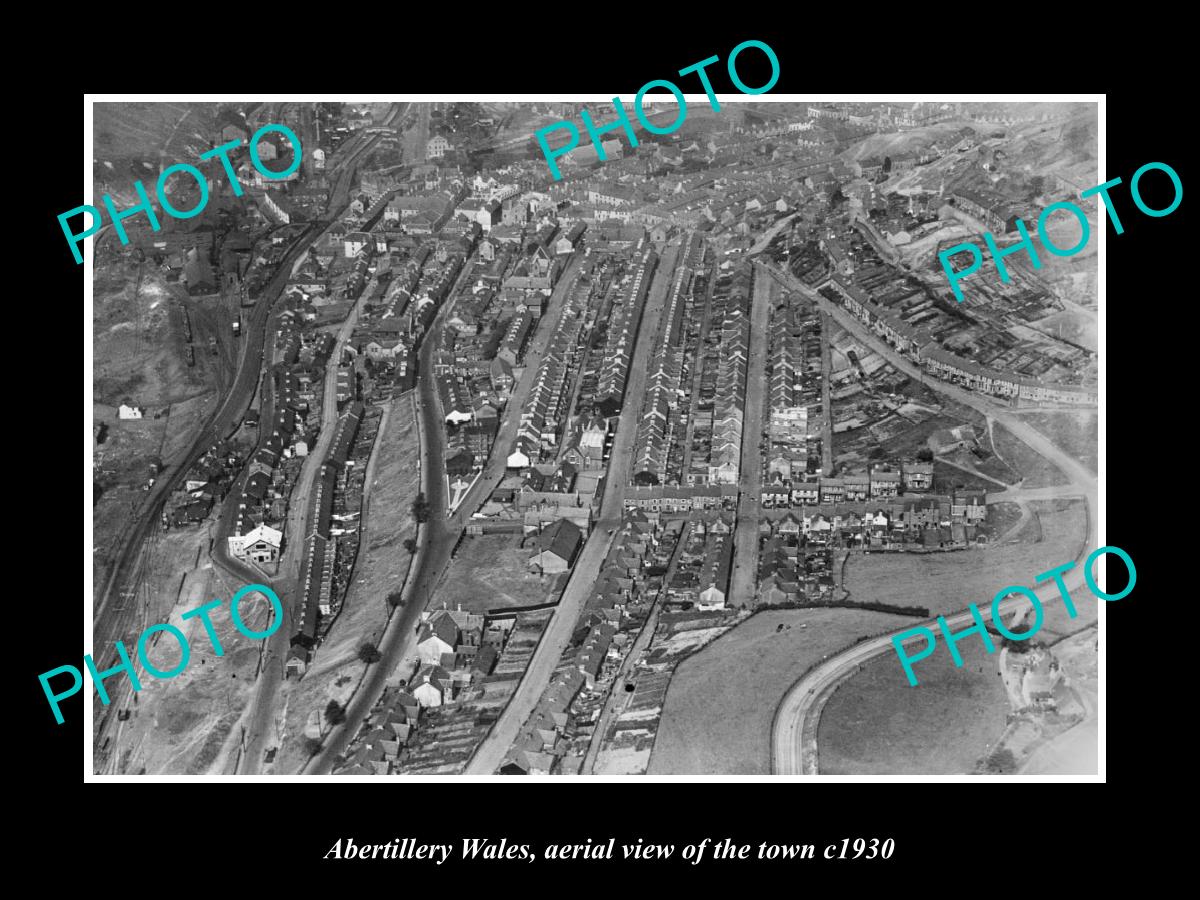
left=765, top=264, right=1099, bottom=775
left=93, top=104, right=394, bottom=767
left=303, top=249, right=596, bottom=773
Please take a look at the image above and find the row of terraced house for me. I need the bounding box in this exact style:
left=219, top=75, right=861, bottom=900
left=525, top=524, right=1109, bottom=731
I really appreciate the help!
left=825, top=274, right=1097, bottom=406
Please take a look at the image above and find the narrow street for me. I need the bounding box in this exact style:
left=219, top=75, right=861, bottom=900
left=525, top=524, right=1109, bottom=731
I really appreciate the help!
left=304, top=248, right=586, bottom=772
left=464, top=239, right=682, bottom=774
left=237, top=275, right=375, bottom=774
left=727, top=261, right=774, bottom=609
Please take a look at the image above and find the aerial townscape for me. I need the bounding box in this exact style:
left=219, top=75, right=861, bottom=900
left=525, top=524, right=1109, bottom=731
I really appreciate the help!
left=90, top=98, right=1098, bottom=777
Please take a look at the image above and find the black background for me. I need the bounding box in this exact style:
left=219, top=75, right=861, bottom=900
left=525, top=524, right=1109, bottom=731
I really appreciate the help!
left=41, top=23, right=1179, bottom=884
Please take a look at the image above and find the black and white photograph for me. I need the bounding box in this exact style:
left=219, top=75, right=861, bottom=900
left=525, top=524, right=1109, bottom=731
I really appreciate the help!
left=78, top=95, right=1112, bottom=781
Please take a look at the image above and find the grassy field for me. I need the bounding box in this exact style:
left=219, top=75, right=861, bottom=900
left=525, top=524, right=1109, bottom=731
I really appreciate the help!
left=1019, top=409, right=1099, bottom=475
left=992, top=422, right=1071, bottom=488
left=986, top=501, right=1024, bottom=538
left=274, top=398, right=421, bottom=774
left=933, top=458, right=1005, bottom=494
left=94, top=102, right=224, bottom=195
left=1027, top=501, right=1098, bottom=640
left=817, top=635, right=1008, bottom=774
left=648, top=608, right=916, bottom=775
left=842, top=500, right=1088, bottom=616
left=433, top=533, right=565, bottom=614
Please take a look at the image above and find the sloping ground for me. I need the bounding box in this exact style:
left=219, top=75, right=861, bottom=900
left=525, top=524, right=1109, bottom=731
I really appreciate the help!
left=1018, top=410, right=1099, bottom=475
left=842, top=120, right=975, bottom=163
left=272, top=398, right=420, bottom=774
left=839, top=500, right=1088, bottom=617
left=992, top=422, right=1072, bottom=488
left=93, top=101, right=226, bottom=196
left=1018, top=629, right=1098, bottom=774
left=100, top=546, right=273, bottom=775
left=817, top=633, right=1008, bottom=774
left=649, top=607, right=915, bottom=775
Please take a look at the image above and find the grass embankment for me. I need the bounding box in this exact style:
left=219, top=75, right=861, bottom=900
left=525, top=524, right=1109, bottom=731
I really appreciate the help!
left=273, top=398, right=420, bottom=774
left=817, top=637, right=1008, bottom=774
left=649, top=608, right=916, bottom=775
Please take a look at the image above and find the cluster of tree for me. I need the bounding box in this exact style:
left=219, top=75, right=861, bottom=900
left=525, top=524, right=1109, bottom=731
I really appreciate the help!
left=358, top=642, right=382, bottom=664
left=412, top=493, right=430, bottom=523
left=324, top=700, right=347, bottom=725
left=1002, top=636, right=1043, bottom=655
left=767, top=598, right=930, bottom=618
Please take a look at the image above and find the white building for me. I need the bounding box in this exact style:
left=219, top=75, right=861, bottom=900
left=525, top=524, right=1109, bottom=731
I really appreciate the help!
left=227, top=524, right=283, bottom=564
left=507, top=445, right=531, bottom=469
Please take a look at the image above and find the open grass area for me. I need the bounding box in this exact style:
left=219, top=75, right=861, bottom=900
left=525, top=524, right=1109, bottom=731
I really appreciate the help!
left=817, top=635, right=1008, bottom=774
left=648, top=607, right=916, bottom=775
left=1019, top=409, right=1098, bottom=475
left=842, top=499, right=1088, bottom=617
left=433, top=533, right=565, bottom=615
left=992, top=422, right=1070, bottom=487
left=933, top=457, right=1005, bottom=494
left=986, top=501, right=1024, bottom=538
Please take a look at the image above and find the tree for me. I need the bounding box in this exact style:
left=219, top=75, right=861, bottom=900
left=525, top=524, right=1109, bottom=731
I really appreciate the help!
left=324, top=700, right=346, bottom=725
left=302, top=736, right=323, bottom=756
left=403, top=537, right=417, bottom=554
left=869, top=446, right=886, bottom=460
left=882, top=155, right=892, bottom=174
left=917, top=448, right=934, bottom=462
left=387, top=590, right=404, bottom=609
left=412, top=493, right=430, bottom=523
left=358, top=642, right=382, bottom=665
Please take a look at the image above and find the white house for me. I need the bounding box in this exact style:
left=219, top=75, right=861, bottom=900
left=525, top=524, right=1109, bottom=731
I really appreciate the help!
left=507, top=444, right=531, bottom=470
left=411, top=665, right=448, bottom=707
left=226, top=524, right=283, bottom=564
left=118, top=402, right=144, bottom=420
left=416, top=615, right=458, bottom=665
left=426, top=135, right=452, bottom=160
left=697, top=583, right=726, bottom=611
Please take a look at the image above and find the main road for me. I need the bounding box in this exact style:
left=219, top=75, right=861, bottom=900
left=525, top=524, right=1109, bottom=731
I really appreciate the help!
left=303, top=248, right=588, bottom=773
left=763, top=263, right=1099, bottom=775
left=465, top=239, right=682, bottom=774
